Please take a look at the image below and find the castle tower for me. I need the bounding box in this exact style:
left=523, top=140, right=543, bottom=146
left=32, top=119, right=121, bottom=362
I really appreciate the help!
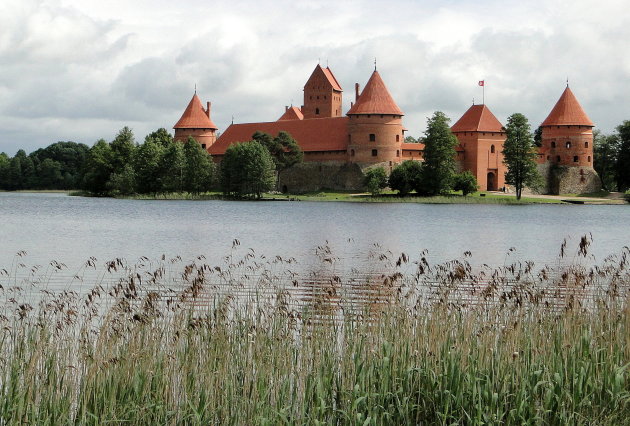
left=346, top=70, right=404, bottom=166
left=451, top=104, right=506, bottom=191
left=540, top=86, right=600, bottom=193
left=301, top=65, right=343, bottom=119
left=173, top=93, right=218, bottom=150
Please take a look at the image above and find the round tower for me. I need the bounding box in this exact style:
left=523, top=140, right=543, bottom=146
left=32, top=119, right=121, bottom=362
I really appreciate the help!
left=173, top=93, right=218, bottom=150
left=539, top=86, right=600, bottom=193
left=346, top=70, right=404, bottom=168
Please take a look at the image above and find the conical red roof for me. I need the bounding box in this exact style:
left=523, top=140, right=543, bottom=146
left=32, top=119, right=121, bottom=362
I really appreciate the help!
left=278, top=106, right=304, bottom=121
left=173, top=94, right=217, bottom=129
left=347, top=71, right=403, bottom=115
left=451, top=104, right=503, bottom=133
left=541, top=87, right=593, bottom=127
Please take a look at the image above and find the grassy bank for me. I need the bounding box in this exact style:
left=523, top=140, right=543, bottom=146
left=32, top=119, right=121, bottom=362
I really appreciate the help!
left=1, top=241, right=628, bottom=424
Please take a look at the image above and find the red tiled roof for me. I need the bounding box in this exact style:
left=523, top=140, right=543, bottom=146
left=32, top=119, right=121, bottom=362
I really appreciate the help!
left=451, top=104, right=504, bottom=133
left=173, top=94, right=217, bottom=129
left=400, top=142, right=424, bottom=151
left=541, top=87, right=593, bottom=127
left=208, top=117, right=349, bottom=155
left=347, top=71, right=403, bottom=115
left=278, top=106, right=304, bottom=121
left=322, top=66, right=343, bottom=92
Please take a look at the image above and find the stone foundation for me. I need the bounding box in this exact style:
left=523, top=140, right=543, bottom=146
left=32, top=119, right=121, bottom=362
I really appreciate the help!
left=550, top=165, right=601, bottom=195
left=278, top=162, right=365, bottom=193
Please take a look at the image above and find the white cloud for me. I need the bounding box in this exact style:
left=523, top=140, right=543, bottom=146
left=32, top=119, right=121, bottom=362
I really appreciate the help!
left=1, top=0, right=629, bottom=154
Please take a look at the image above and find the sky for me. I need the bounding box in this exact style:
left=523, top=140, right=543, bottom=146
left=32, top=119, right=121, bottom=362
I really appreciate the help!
left=1, top=0, right=629, bottom=155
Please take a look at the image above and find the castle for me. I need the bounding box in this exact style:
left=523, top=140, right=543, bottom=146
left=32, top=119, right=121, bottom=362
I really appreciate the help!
left=173, top=64, right=600, bottom=194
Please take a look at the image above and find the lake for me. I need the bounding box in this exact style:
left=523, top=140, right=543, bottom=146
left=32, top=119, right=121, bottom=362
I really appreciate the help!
left=1, top=192, right=628, bottom=273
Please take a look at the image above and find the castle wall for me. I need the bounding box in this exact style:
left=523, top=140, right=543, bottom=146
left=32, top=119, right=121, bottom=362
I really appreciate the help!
left=303, top=151, right=348, bottom=162
left=174, top=128, right=216, bottom=149
left=347, top=114, right=403, bottom=166
left=540, top=125, right=593, bottom=167
left=454, top=131, right=506, bottom=191
left=278, top=162, right=364, bottom=193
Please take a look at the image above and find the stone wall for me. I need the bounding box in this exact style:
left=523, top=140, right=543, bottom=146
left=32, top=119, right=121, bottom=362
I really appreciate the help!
left=550, top=166, right=601, bottom=195
left=278, top=162, right=365, bottom=193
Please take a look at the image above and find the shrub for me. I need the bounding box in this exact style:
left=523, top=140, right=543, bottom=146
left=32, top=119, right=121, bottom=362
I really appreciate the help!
left=453, top=171, right=479, bottom=196
left=364, top=167, right=388, bottom=195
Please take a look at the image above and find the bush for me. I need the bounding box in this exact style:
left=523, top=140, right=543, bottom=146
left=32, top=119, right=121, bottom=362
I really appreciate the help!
left=389, top=160, right=423, bottom=196
left=364, top=167, right=388, bottom=195
left=453, top=171, right=479, bottom=196
left=625, top=189, right=630, bottom=203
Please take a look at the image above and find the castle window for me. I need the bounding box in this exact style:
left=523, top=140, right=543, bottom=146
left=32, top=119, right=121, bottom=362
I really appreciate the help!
left=372, top=149, right=378, bottom=157
left=490, top=145, right=495, bottom=153
left=547, top=155, right=550, bottom=160
left=369, top=133, right=376, bottom=142
left=315, top=108, right=320, bottom=115
left=396, top=135, right=400, bottom=142
left=367, top=115, right=371, bottom=118
left=573, top=156, right=578, bottom=162
left=396, top=150, right=400, bottom=157
left=551, top=141, right=556, bottom=148
left=201, top=143, right=206, bottom=149
left=317, top=96, right=319, bottom=99
left=351, top=149, right=355, bottom=156
left=324, top=95, right=326, bottom=99
left=380, top=115, right=384, bottom=118
left=588, top=156, right=591, bottom=162
left=556, top=156, right=561, bottom=162
left=566, top=141, right=571, bottom=149
left=585, top=142, right=589, bottom=148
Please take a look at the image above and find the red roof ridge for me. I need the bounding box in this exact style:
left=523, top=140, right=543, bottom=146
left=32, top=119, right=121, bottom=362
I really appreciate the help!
left=173, top=94, right=217, bottom=129
left=278, top=106, right=304, bottom=121
left=347, top=70, right=403, bottom=115
left=541, top=87, right=593, bottom=127
left=322, top=66, right=343, bottom=92
left=451, top=104, right=504, bottom=133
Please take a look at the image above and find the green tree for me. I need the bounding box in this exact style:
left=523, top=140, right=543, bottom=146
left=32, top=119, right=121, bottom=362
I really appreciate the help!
left=420, top=111, right=458, bottom=195
left=220, top=141, right=276, bottom=198
left=404, top=136, right=418, bottom=144
left=502, top=113, right=541, bottom=200
left=107, top=164, right=136, bottom=195
left=37, top=158, right=64, bottom=189
left=134, top=140, right=165, bottom=194
left=183, top=137, right=215, bottom=194
left=533, top=126, right=543, bottom=147
left=364, top=167, right=388, bottom=196
left=7, top=155, right=22, bottom=190
left=593, top=130, right=619, bottom=191
left=615, top=120, right=630, bottom=191
left=110, top=126, right=136, bottom=172
left=145, top=128, right=173, bottom=148
left=29, top=141, right=89, bottom=189
left=388, top=160, right=423, bottom=196
left=0, top=152, right=9, bottom=189
left=160, top=142, right=185, bottom=193
left=253, top=131, right=304, bottom=171
left=82, top=139, right=114, bottom=195
left=453, top=171, right=479, bottom=196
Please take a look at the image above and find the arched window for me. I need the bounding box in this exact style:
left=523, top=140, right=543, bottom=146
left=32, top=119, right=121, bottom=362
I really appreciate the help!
left=350, top=149, right=355, bottom=156
left=490, top=145, right=495, bottom=153
left=585, top=142, right=589, bottom=148
left=396, top=150, right=400, bottom=157
left=566, top=141, right=571, bottom=149
left=588, top=156, right=591, bottom=162
left=551, top=141, right=556, bottom=148
left=573, top=156, right=578, bottom=162
left=372, top=149, right=377, bottom=157
left=315, top=108, right=320, bottom=115
left=396, top=135, right=400, bottom=142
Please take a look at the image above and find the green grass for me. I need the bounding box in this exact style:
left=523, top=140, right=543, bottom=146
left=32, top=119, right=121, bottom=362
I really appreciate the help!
left=1, top=239, right=628, bottom=424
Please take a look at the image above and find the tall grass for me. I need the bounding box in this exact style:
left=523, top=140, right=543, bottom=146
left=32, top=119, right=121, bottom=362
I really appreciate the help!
left=0, top=238, right=628, bottom=424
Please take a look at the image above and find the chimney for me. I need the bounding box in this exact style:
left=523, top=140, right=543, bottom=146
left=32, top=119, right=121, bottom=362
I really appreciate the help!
left=206, top=102, right=211, bottom=118
left=355, top=83, right=360, bottom=102
left=350, top=101, right=354, bottom=108
left=285, top=106, right=289, bottom=111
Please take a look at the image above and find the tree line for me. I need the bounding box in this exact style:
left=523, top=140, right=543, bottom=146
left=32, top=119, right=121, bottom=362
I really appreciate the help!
left=593, top=121, right=630, bottom=192
left=0, top=127, right=303, bottom=198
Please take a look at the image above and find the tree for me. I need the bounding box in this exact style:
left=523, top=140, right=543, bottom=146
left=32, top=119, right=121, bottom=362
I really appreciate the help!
left=388, top=160, right=423, bottom=196
left=615, top=120, right=630, bottom=191
left=253, top=131, right=304, bottom=171
left=160, top=142, right=185, bottom=193
left=453, top=171, right=479, bottom=196
left=502, top=113, right=542, bottom=200
left=110, top=126, right=136, bottom=173
left=533, top=126, right=543, bottom=147
left=145, top=128, right=173, bottom=148
left=134, top=139, right=164, bottom=194
left=593, top=130, right=619, bottom=191
left=220, top=141, right=276, bottom=198
left=107, top=164, right=136, bottom=196
left=0, top=153, right=9, bottom=189
left=364, top=167, right=388, bottom=196
left=182, top=137, right=215, bottom=194
left=404, top=135, right=418, bottom=144
left=37, top=158, right=64, bottom=189
left=82, top=139, right=114, bottom=195
left=420, top=111, right=458, bottom=195
left=29, top=141, right=89, bottom=189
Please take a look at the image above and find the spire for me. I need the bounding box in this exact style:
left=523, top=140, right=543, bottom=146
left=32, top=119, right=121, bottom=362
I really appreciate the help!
left=346, top=70, right=403, bottom=115
left=173, top=93, right=217, bottom=129
left=541, top=86, right=593, bottom=127
left=451, top=104, right=503, bottom=133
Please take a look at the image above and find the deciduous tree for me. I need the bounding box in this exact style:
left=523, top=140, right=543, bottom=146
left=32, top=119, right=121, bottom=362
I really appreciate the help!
left=388, top=160, right=422, bottom=196
left=453, top=171, right=479, bottom=196
left=183, top=137, right=215, bottom=194
left=420, top=111, right=458, bottom=195
left=364, top=167, right=388, bottom=196
left=502, top=113, right=542, bottom=200
left=593, top=130, right=619, bottom=191
left=615, top=120, right=630, bottom=191
left=220, top=141, right=275, bottom=198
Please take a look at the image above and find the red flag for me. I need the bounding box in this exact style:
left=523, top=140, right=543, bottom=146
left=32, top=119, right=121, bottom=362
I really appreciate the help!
left=478, top=80, right=485, bottom=86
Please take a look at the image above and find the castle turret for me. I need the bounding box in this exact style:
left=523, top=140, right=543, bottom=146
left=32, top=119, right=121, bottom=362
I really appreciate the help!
left=539, top=86, right=600, bottom=193
left=451, top=104, right=506, bottom=191
left=173, top=93, right=218, bottom=149
left=301, top=65, right=343, bottom=119
left=346, top=70, right=404, bottom=166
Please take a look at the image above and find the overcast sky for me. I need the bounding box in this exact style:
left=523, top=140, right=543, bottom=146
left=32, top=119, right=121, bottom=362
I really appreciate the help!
left=1, top=0, right=629, bottom=155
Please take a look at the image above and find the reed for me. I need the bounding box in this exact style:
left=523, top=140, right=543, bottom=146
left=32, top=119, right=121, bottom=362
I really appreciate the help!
left=0, top=238, right=628, bottom=424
